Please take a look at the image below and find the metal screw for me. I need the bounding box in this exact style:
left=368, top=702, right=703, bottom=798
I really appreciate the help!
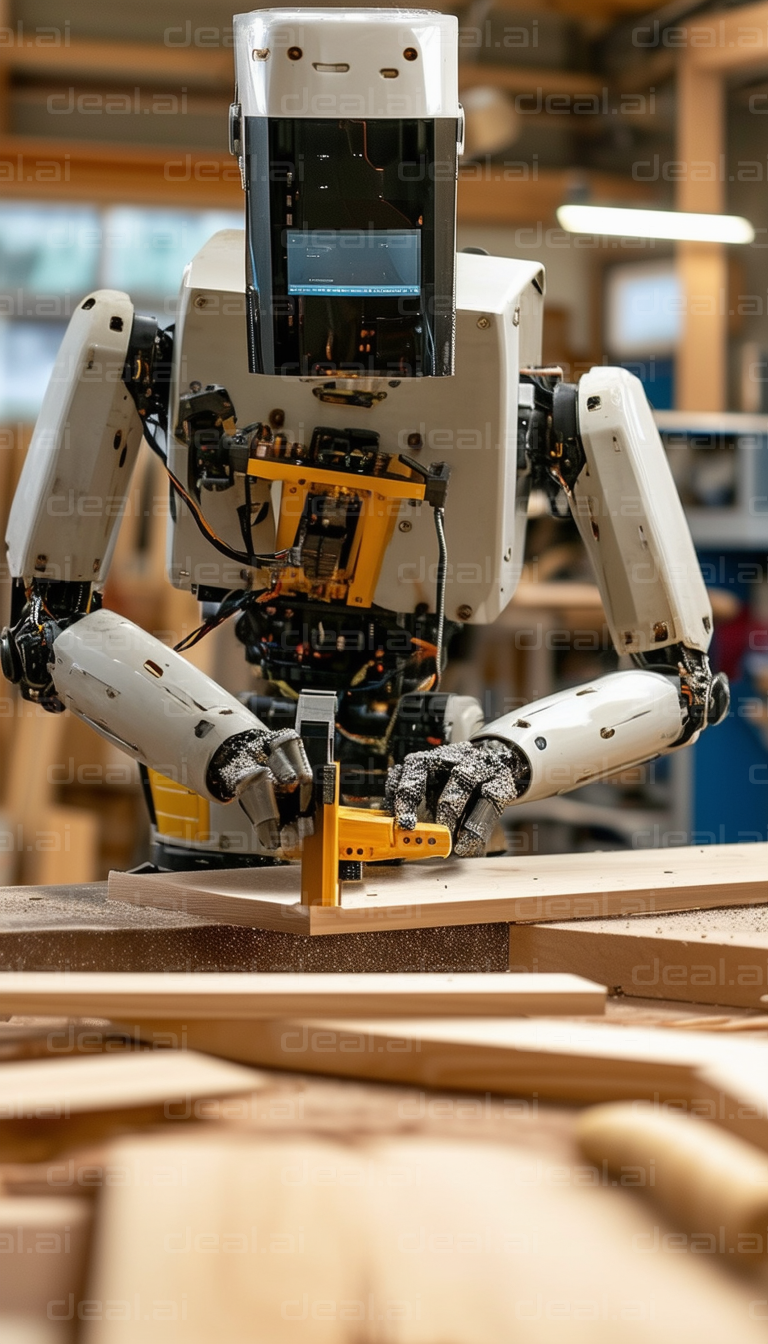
left=407, top=432, right=423, bottom=449
left=600, top=727, right=616, bottom=739
left=476, top=316, right=491, bottom=330
left=269, top=408, right=285, bottom=428
left=512, top=307, right=520, bottom=327
left=398, top=520, right=412, bottom=532
left=534, top=736, right=547, bottom=750
left=457, top=604, right=473, bottom=620
left=252, top=47, right=270, bottom=59
left=194, top=295, right=207, bottom=309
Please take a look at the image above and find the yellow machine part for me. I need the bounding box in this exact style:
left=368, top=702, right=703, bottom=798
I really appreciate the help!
left=289, top=762, right=453, bottom=907
left=147, top=770, right=210, bottom=844
left=246, top=456, right=425, bottom=608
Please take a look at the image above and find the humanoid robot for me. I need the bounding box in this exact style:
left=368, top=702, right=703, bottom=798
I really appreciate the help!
left=1, top=7, right=728, bottom=875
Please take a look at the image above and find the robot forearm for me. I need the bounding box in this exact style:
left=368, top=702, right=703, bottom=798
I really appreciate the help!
left=50, top=610, right=311, bottom=850
left=475, top=670, right=685, bottom=802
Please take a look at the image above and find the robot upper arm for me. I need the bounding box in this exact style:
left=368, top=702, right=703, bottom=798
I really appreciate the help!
left=6, top=290, right=144, bottom=586
left=570, top=367, right=712, bottom=659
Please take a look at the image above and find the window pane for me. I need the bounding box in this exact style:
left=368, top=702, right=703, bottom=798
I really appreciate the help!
left=0, top=204, right=101, bottom=297
left=102, top=207, right=243, bottom=304
left=0, top=319, right=67, bottom=420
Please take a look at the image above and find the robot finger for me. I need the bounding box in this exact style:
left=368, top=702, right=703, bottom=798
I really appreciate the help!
left=267, top=732, right=313, bottom=790
left=453, top=797, right=499, bottom=858
left=393, top=752, right=429, bottom=831
left=435, top=757, right=497, bottom=835
left=479, top=764, right=522, bottom=812
left=236, top=765, right=281, bottom=852
left=383, top=763, right=403, bottom=816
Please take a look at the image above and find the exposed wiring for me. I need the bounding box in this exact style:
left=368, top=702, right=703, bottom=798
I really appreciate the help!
left=141, top=416, right=291, bottom=571
left=174, top=587, right=256, bottom=653
left=433, top=505, right=447, bottom=689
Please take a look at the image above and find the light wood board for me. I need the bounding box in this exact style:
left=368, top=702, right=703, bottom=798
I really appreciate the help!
left=101, top=1014, right=768, bottom=1151
left=108, top=841, right=768, bottom=935
left=0, top=970, right=606, bottom=1021
left=0, top=1048, right=258, bottom=1118
left=510, top=907, right=768, bottom=1009
left=83, top=1132, right=768, bottom=1344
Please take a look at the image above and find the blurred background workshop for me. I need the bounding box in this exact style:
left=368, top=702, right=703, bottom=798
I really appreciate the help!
left=0, top=0, right=766, bottom=881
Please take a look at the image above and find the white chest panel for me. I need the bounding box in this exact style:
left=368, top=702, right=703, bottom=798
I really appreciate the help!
left=168, top=231, right=543, bottom=625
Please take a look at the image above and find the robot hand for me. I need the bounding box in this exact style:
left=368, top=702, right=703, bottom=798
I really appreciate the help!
left=207, top=728, right=314, bottom=853
left=385, top=740, right=529, bottom=858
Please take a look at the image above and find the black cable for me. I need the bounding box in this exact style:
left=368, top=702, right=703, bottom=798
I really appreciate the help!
left=174, top=587, right=256, bottom=652
left=141, top=416, right=291, bottom=570
left=433, top=505, right=447, bottom=689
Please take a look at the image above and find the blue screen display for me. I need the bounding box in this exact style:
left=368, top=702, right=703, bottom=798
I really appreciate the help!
left=287, top=229, right=421, bottom=297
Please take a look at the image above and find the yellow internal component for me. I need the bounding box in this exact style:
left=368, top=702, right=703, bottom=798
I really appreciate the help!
left=247, top=456, right=425, bottom=608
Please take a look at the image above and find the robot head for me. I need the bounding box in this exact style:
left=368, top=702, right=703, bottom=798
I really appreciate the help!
left=231, top=8, right=460, bottom=379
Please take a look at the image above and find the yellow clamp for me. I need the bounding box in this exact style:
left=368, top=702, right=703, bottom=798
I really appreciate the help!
left=298, top=762, right=452, bottom=907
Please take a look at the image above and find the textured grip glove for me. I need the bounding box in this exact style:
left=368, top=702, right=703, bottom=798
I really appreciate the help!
left=207, top=728, right=313, bottom=853
left=385, top=739, right=529, bottom=858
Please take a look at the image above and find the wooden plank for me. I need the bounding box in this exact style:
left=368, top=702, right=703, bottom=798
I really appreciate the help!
left=0, top=1049, right=257, bottom=1118
left=108, top=842, right=768, bottom=936
left=82, top=1132, right=768, bottom=1344
left=0, top=1048, right=260, bottom=1161
left=510, top=908, right=768, bottom=1009
left=167, top=1015, right=764, bottom=1102
left=0, top=970, right=606, bottom=1021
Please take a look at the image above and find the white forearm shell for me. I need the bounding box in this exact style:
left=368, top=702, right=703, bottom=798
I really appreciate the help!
left=52, top=609, right=264, bottom=800
left=474, top=670, right=684, bottom=803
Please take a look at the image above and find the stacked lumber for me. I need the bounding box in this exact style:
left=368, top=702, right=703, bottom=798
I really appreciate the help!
left=3, top=959, right=768, bottom=1338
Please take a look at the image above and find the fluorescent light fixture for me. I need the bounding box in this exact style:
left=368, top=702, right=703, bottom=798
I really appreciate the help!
left=556, top=203, right=754, bottom=245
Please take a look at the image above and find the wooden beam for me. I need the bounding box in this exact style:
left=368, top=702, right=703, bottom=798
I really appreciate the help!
left=457, top=168, right=657, bottom=225
left=0, top=135, right=242, bottom=207
left=0, top=970, right=607, bottom=1020
left=682, top=0, right=768, bottom=74
left=459, top=64, right=603, bottom=96
left=675, top=55, right=727, bottom=411
left=4, top=36, right=233, bottom=87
